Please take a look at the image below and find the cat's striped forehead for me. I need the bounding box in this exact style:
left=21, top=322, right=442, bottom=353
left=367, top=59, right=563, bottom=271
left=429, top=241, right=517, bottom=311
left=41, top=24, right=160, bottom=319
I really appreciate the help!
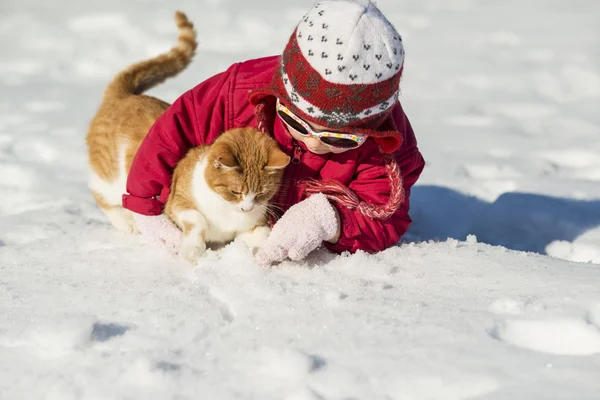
left=206, top=127, right=290, bottom=203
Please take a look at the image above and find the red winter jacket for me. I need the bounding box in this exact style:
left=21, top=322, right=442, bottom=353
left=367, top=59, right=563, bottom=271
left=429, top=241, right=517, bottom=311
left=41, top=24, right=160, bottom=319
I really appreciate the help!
left=122, top=56, right=425, bottom=254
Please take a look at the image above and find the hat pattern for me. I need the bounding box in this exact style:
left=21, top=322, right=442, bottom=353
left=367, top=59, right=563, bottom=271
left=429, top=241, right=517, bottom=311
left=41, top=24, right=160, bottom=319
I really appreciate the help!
left=295, top=1, right=404, bottom=86
left=278, top=34, right=400, bottom=128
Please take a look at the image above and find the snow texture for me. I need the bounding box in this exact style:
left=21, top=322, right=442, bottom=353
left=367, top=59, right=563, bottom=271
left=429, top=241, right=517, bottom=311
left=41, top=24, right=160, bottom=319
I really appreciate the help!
left=1, top=0, right=599, bottom=399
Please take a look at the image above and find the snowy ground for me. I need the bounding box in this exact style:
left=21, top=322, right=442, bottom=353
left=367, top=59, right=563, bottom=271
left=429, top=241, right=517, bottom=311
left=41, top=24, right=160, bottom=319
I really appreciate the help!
left=1, top=0, right=599, bottom=399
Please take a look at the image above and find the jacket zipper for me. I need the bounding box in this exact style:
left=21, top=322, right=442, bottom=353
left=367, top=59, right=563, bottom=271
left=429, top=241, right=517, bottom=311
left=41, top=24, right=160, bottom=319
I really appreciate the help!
left=292, top=144, right=303, bottom=165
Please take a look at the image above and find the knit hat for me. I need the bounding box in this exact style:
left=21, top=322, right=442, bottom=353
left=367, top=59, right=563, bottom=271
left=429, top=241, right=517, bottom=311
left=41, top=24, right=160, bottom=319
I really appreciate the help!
left=250, top=0, right=406, bottom=153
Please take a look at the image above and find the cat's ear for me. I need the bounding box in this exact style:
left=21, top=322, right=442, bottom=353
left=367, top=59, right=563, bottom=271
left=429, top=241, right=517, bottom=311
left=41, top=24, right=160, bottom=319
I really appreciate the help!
left=212, top=144, right=240, bottom=171
left=265, top=148, right=291, bottom=171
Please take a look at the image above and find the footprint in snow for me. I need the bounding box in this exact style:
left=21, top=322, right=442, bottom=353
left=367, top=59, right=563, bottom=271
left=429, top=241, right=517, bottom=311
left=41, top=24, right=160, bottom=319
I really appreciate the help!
left=155, top=361, right=181, bottom=373
left=90, top=322, right=129, bottom=342
left=489, top=316, right=600, bottom=356
left=0, top=319, right=128, bottom=358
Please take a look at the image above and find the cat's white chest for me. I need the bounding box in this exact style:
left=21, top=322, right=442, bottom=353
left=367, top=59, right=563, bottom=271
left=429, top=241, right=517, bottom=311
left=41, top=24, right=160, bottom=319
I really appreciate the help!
left=191, top=160, right=264, bottom=243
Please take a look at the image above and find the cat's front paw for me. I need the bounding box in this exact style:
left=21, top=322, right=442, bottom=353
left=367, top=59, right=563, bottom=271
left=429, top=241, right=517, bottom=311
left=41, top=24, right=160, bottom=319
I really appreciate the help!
left=238, top=225, right=271, bottom=255
left=180, top=240, right=206, bottom=263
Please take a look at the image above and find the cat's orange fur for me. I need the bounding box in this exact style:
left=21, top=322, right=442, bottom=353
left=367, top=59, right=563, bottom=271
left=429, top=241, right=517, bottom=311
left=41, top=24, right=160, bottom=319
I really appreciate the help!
left=164, top=128, right=290, bottom=261
left=86, top=11, right=197, bottom=233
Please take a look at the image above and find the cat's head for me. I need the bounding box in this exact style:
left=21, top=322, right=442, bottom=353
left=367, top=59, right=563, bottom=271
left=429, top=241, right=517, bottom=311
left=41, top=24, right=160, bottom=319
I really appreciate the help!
left=205, top=127, right=290, bottom=213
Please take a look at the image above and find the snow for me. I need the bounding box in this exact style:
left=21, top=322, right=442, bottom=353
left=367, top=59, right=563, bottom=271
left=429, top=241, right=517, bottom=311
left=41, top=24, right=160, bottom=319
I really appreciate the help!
left=1, top=0, right=599, bottom=398
left=491, top=318, right=600, bottom=356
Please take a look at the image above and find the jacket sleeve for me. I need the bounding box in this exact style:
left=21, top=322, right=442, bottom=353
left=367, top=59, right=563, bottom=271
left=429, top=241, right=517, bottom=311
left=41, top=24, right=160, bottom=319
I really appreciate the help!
left=122, top=65, right=237, bottom=215
left=325, top=105, right=425, bottom=254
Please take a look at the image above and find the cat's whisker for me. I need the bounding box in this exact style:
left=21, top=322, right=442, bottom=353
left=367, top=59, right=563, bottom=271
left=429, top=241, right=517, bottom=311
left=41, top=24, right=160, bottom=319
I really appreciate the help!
left=266, top=204, right=285, bottom=212
left=265, top=207, right=284, bottom=217
left=266, top=201, right=287, bottom=208
left=260, top=203, right=277, bottom=212
left=265, top=210, right=278, bottom=220
left=258, top=204, right=281, bottom=220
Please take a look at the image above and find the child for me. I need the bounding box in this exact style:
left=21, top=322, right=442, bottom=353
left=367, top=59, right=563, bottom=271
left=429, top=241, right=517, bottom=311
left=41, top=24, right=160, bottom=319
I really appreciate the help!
left=123, top=0, right=425, bottom=264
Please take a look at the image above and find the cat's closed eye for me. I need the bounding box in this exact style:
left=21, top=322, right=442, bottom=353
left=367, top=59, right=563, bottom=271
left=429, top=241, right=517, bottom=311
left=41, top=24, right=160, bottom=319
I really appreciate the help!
left=230, top=190, right=242, bottom=196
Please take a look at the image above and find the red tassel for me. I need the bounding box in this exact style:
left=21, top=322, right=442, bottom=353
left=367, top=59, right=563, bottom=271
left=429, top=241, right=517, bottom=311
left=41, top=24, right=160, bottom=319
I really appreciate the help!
left=303, top=153, right=404, bottom=220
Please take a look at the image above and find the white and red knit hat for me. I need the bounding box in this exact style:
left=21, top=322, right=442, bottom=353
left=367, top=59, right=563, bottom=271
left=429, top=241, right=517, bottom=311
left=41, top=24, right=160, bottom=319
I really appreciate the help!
left=250, top=0, right=406, bottom=153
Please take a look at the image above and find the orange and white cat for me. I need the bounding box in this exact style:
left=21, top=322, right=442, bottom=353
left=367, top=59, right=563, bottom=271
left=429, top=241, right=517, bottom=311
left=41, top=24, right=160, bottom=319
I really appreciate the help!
left=164, top=128, right=289, bottom=261
left=85, top=11, right=290, bottom=260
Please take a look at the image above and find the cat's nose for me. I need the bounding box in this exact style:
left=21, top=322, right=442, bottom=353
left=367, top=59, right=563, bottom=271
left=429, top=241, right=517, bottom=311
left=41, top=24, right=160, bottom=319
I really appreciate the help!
left=241, top=203, right=254, bottom=212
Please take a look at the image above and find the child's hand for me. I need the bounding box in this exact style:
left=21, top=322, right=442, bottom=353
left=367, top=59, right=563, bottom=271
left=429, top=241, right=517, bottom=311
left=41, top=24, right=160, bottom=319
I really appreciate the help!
left=255, top=193, right=339, bottom=265
left=132, top=213, right=183, bottom=256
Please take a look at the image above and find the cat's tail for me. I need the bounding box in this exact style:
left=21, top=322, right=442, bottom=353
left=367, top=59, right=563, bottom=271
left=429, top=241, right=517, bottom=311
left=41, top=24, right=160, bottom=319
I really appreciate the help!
left=105, top=11, right=197, bottom=98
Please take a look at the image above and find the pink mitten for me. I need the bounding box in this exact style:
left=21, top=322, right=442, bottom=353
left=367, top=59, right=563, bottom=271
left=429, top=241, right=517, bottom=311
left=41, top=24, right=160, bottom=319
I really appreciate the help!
left=256, top=193, right=339, bottom=265
left=132, top=213, right=183, bottom=255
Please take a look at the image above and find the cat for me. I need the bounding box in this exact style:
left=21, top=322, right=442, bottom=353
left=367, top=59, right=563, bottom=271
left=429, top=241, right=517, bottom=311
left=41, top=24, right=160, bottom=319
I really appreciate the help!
left=86, top=11, right=197, bottom=234
left=164, top=127, right=290, bottom=262
left=86, top=11, right=290, bottom=261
